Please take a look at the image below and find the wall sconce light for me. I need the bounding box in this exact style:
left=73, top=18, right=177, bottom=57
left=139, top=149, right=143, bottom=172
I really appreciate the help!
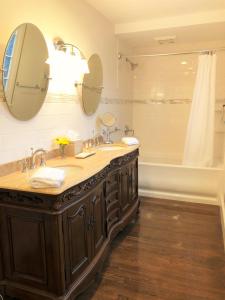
left=46, top=38, right=90, bottom=94
left=52, top=37, right=90, bottom=74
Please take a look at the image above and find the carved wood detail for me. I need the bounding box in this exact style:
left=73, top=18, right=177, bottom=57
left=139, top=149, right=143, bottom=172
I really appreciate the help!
left=0, top=149, right=139, bottom=300
left=0, top=150, right=139, bottom=213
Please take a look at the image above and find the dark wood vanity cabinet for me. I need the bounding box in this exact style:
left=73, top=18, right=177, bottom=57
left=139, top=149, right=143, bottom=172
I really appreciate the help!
left=63, top=183, right=106, bottom=287
left=63, top=195, right=93, bottom=286
left=105, top=169, right=121, bottom=235
left=120, top=157, right=138, bottom=215
left=0, top=149, right=139, bottom=300
left=120, top=164, right=130, bottom=214
left=130, top=157, right=138, bottom=204
left=0, top=208, right=66, bottom=297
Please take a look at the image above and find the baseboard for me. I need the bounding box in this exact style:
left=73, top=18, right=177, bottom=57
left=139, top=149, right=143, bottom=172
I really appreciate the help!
left=218, top=194, right=225, bottom=251
left=139, top=188, right=219, bottom=206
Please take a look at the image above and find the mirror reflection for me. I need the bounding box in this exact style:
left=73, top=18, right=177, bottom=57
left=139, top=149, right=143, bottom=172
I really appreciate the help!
left=100, top=112, right=116, bottom=127
left=2, top=23, right=49, bottom=120
left=82, top=54, right=103, bottom=116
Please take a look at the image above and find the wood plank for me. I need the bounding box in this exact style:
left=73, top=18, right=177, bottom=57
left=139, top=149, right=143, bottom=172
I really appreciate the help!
left=78, top=197, right=225, bottom=300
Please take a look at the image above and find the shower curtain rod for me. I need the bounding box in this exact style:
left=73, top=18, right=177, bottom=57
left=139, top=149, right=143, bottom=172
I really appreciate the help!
left=124, top=47, right=225, bottom=58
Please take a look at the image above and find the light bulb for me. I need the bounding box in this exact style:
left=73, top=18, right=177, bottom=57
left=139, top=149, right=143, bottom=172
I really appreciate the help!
left=80, top=59, right=90, bottom=74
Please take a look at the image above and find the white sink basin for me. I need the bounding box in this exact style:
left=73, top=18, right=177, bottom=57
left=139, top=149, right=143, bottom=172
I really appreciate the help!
left=97, top=145, right=124, bottom=151
left=52, top=164, right=82, bottom=171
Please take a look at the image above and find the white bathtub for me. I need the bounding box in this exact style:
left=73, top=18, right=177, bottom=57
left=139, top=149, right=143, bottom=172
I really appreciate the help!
left=139, top=157, right=224, bottom=205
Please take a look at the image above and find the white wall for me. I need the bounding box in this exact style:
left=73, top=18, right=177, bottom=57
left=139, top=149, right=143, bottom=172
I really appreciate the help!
left=0, top=0, right=133, bottom=164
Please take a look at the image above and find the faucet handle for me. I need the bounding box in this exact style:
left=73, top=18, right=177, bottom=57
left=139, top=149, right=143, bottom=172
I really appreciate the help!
left=29, top=147, right=35, bottom=169
left=95, top=136, right=99, bottom=146
left=40, top=153, right=46, bottom=167
left=88, top=139, right=93, bottom=149
left=20, top=158, right=28, bottom=173
left=124, top=125, right=134, bottom=136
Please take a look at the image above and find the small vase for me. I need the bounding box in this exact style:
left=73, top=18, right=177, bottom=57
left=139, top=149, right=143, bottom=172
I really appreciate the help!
left=59, top=144, right=66, bottom=158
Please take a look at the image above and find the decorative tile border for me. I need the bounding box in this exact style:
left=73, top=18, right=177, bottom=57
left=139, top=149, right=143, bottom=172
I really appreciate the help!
left=131, top=98, right=225, bottom=105
left=132, top=98, right=191, bottom=104
left=45, top=92, right=79, bottom=103
left=0, top=80, right=225, bottom=106
left=100, top=97, right=133, bottom=104
left=101, top=98, right=225, bottom=105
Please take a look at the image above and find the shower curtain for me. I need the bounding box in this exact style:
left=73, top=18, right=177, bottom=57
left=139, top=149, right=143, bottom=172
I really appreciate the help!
left=183, top=53, right=216, bottom=167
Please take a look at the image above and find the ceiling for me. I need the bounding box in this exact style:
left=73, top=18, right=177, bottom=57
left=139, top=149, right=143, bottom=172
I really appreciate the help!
left=120, top=22, right=225, bottom=49
left=86, top=0, right=225, bottom=23
left=85, top=0, right=225, bottom=50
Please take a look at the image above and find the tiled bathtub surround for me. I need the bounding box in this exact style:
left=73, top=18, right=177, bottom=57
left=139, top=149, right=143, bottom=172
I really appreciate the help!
left=132, top=46, right=225, bottom=165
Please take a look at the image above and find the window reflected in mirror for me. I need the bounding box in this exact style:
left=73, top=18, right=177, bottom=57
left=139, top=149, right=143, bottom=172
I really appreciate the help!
left=2, top=23, right=49, bottom=121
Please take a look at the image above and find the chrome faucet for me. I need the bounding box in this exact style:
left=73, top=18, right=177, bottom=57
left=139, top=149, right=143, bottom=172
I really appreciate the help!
left=124, top=125, right=134, bottom=136
left=30, top=148, right=46, bottom=169
left=103, top=127, right=121, bottom=144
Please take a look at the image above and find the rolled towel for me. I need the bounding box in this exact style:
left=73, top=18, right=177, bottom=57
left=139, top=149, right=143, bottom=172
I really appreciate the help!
left=29, top=167, right=65, bottom=189
left=121, top=137, right=139, bottom=146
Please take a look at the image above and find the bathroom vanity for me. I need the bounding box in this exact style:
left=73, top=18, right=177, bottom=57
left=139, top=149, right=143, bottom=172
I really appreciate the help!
left=0, top=147, right=139, bottom=300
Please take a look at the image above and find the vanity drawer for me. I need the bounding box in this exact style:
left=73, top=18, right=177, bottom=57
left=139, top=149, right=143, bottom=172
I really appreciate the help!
left=105, top=188, right=120, bottom=215
left=106, top=190, right=119, bottom=206
left=106, top=171, right=120, bottom=194
left=107, top=208, right=120, bottom=233
left=106, top=199, right=120, bottom=215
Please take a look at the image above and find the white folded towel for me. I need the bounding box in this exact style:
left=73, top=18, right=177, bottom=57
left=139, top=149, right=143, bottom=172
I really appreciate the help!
left=29, top=167, right=65, bottom=189
left=121, top=137, right=139, bottom=146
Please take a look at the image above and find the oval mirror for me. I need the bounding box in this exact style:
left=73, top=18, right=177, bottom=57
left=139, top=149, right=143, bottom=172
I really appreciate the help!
left=100, top=112, right=116, bottom=127
left=82, top=54, right=103, bottom=115
left=2, top=23, right=49, bottom=120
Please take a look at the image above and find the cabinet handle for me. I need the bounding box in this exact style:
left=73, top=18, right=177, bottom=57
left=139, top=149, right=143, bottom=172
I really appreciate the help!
left=87, top=218, right=92, bottom=231
left=129, top=174, right=132, bottom=184
left=91, top=195, right=97, bottom=204
left=91, top=216, right=96, bottom=227
left=68, top=205, right=85, bottom=219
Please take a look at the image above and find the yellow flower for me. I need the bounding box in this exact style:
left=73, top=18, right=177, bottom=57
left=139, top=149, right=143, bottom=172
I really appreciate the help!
left=54, top=136, right=70, bottom=145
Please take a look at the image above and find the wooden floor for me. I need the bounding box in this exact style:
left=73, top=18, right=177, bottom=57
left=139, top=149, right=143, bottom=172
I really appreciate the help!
left=78, top=197, right=225, bottom=300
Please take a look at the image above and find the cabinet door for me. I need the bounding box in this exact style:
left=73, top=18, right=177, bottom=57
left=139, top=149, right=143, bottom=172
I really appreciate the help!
left=90, top=184, right=106, bottom=256
left=120, top=164, right=130, bottom=215
left=129, top=158, right=138, bottom=204
left=63, top=197, right=92, bottom=285
left=0, top=239, right=3, bottom=282
left=0, top=208, right=49, bottom=290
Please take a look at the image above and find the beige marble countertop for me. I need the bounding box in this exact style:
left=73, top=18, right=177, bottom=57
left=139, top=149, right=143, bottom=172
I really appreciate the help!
left=0, top=144, right=139, bottom=195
